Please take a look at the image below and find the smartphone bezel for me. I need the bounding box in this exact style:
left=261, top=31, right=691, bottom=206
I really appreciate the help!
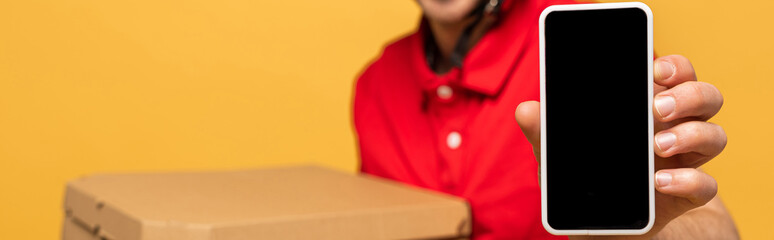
left=539, top=2, right=655, bottom=235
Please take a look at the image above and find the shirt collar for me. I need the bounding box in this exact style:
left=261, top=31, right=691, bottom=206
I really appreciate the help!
left=412, top=0, right=535, bottom=96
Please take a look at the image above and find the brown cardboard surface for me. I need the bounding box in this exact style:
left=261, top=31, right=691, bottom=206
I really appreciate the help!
left=62, top=216, right=98, bottom=240
left=63, top=165, right=470, bottom=240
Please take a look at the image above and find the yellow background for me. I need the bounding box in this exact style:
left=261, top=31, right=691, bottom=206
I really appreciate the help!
left=0, top=0, right=770, bottom=239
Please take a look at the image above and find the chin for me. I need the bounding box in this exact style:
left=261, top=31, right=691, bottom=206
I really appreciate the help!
left=417, top=0, right=481, bottom=24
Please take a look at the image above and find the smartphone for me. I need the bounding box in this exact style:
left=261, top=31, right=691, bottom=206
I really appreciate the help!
left=539, top=2, right=654, bottom=235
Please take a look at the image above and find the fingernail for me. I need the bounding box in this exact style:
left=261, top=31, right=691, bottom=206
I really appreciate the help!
left=656, top=60, right=675, bottom=80
left=654, top=96, right=675, bottom=118
left=656, top=172, right=673, bottom=187
left=656, top=132, right=677, bottom=152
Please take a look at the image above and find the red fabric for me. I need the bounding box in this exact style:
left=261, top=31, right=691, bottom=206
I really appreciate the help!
left=354, top=0, right=577, bottom=239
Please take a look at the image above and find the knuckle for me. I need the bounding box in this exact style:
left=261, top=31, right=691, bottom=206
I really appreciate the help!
left=695, top=82, right=725, bottom=116
left=682, top=169, right=702, bottom=182
left=673, top=81, right=725, bottom=119
left=671, top=121, right=726, bottom=159
left=713, top=123, right=728, bottom=150
left=679, top=170, right=717, bottom=205
left=698, top=82, right=724, bottom=110
left=707, top=175, right=719, bottom=194
left=700, top=175, right=719, bottom=204
left=704, top=82, right=724, bottom=107
left=685, top=82, right=707, bottom=108
left=677, top=169, right=702, bottom=191
left=675, top=122, right=702, bottom=146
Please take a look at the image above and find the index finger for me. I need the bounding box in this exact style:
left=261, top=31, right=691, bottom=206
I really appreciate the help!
left=655, top=55, right=697, bottom=87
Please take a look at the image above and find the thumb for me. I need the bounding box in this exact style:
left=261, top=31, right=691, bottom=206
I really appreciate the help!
left=515, top=101, right=541, bottom=148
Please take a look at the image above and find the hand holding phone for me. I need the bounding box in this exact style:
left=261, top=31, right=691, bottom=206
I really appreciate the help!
left=515, top=2, right=731, bottom=238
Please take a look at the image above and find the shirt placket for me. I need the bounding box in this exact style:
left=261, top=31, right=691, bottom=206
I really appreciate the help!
left=428, top=80, right=470, bottom=195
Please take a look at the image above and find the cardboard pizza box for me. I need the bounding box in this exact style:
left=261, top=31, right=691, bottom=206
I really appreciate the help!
left=62, top=165, right=470, bottom=240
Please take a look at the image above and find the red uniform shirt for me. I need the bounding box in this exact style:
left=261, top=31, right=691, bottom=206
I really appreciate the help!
left=354, top=0, right=576, bottom=239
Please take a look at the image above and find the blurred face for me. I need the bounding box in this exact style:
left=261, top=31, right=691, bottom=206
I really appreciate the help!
left=417, top=0, right=482, bottom=25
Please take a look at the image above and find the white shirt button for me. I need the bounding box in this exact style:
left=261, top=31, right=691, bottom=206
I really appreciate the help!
left=436, top=85, right=453, bottom=100
left=447, top=131, right=462, bottom=149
